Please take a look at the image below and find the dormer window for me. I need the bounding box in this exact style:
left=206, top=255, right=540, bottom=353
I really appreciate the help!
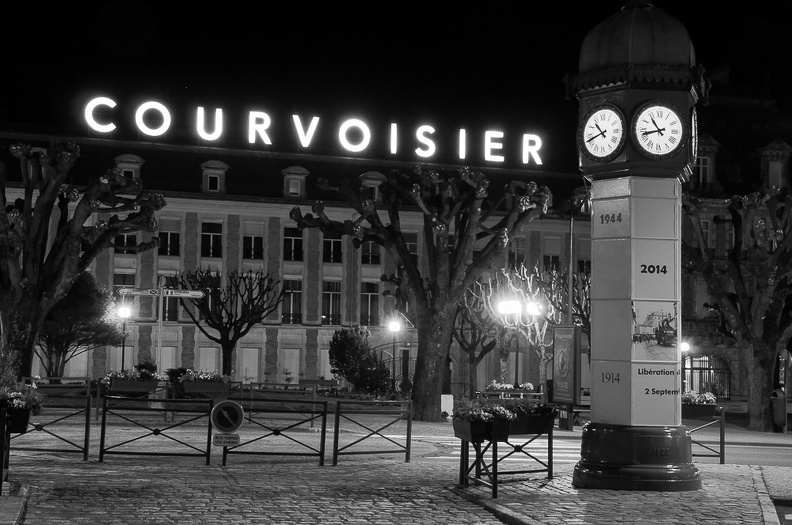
left=201, top=160, right=228, bottom=194
left=761, top=139, right=791, bottom=189
left=282, top=166, right=309, bottom=198
left=359, top=171, right=385, bottom=203
left=114, top=154, right=145, bottom=181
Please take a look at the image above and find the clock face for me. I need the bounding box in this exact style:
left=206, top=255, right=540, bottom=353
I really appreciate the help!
left=579, top=105, right=626, bottom=162
left=632, top=101, right=686, bottom=158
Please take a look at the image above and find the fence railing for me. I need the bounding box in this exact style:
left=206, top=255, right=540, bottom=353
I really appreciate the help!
left=16, top=377, right=92, bottom=460
left=99, top=396, right=214, bottom=464
left=331, top=400, right=412, bottom=465
left=687, top=407, right=726, bottom=464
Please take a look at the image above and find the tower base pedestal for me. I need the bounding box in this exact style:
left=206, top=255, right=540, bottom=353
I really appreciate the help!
left=572, top=423, right=701, bottom=491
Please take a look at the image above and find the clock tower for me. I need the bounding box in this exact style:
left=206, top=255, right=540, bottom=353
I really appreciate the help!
left=568, top=1, right=708, bottom=490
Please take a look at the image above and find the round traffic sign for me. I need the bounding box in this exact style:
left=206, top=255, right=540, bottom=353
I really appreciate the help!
left=210, top=400, right=244, bottom=433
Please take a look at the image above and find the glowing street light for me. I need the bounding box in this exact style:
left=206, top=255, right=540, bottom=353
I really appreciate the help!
left=387, top=319, right=401, bottom=391
left=118, top=305, right=132, bottom=370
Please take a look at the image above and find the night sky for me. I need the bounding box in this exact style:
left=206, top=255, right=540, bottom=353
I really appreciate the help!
left=2, top=1, right=791, bottom=171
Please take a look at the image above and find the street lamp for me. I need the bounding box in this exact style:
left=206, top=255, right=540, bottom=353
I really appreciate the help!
left=388, top=319, right=400, bottom=391
left=118, top=305, right=131, bottom=370
left=496, top=298, right=540, bottom=386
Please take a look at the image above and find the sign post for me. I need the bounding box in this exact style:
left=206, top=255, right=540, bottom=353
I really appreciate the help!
left=118, top=283, right=205, bottom=368
left=211, top=400, right=244, bottom=447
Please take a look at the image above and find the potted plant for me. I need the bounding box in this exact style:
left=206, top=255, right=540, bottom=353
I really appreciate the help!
left=452, top=398, right=516, bottom=442
left=0, top=382, right=44, bottom=434
left=681, top=390, right=719, bottom=419
left=102, top=361, right=165, bottom=395
left=499, top=397, right=558, bottom=435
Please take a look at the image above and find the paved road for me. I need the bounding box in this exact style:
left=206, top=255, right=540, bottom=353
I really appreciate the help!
left=0, top=409, right=789, bottom=524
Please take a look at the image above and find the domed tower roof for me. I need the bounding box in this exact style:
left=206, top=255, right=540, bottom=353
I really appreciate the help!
left=572, top=1, right=698, bottom=92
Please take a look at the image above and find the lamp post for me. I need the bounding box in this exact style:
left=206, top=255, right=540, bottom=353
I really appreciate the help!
left=496, top=299, right=539, bottom=386
left=388, top=319, right=400, bottom=391
left=118, top=305, right=131, bottom=370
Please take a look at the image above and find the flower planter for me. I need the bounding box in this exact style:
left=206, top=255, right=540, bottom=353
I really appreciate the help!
left=4, top=408, right=31, bottom=434
left=452, top=419, right=511, bottom=442
left=487, top=420, right=511, bottom=442
left=110, top=379, right=160, bottom=394
left=681, top=404, right=718, bottom=419
left=453, top=419, right=489, bottom=443
left=182, top=382, right=230, bottom=396
left=509, top=414, right=555, bottom=435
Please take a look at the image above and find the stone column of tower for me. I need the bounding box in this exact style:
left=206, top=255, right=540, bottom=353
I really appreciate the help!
left=567, top=1, right=707, bottom=491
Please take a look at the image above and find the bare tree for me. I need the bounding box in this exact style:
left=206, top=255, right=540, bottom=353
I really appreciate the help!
left=0, top=141, right=165, bottom=382
left=453, top=288, right=502, bottom=398
left=177, top=269, right=284, bottom=376
left=290, top=166, right=551, bottom=420
left=473, top=267, right=555, bottom=396
left=682, top=188, right=792, bottom=431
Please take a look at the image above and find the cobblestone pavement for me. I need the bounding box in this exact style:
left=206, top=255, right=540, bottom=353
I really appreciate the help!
left=0, top=412, right=788, bottom=524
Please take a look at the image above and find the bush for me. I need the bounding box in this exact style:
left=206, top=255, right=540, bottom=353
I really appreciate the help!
left=328, top=327, right=391, bottom=394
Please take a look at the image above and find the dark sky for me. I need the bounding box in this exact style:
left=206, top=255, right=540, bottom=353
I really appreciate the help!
left=2, top=1, right=791, bottom=171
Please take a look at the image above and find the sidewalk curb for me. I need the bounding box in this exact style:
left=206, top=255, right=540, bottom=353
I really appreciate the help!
left=0, top=482, right=27, bottom=525
left=753, top=466, right=782, bottom=525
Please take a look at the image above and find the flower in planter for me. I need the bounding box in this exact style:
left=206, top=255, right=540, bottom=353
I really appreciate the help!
left=452, top=397, right=516, bottom=422
left=485, top=379, right=514, bottom=392
left=179, top=370, right=231, bottom=384
left=681, top=391, right=717, bottom=405
left=101, top=361, right=166, bottom=386
left=0, top=383, right=43, bottom=415
left=498, top=397, right=558, bottom=417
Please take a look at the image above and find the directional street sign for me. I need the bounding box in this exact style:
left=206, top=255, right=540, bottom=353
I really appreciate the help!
left=117, top=288, right=159, bottom=296
left=163, top=289, right=205, bottom=298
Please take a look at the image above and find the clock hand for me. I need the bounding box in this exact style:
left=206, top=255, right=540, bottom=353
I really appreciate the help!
left=587, top=124, right=607, bottom=142
left=649, top=115, right=665, bottom=136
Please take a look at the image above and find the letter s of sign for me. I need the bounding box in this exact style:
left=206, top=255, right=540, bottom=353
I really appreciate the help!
left=85, top=97, right=117, bottom=133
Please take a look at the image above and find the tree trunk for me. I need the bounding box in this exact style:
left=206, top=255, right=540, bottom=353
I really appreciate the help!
left=468, top=357, right=478, bottom=399
left=411, top=307, right=455, bottom=421
left=745, top=345, right=775, bottom=431
left=0, top=299, right=42, bottom=382
left=221, top=342, right=235, bottom=376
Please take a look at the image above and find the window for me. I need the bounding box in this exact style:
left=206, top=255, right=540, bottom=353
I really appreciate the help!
left=693, top=156, right=710, bottom=189
left=243, top=235, right=264, bottom=259
left=114, top=233, right=137, bottom=254
left=283, top=227, right=303, bottom=261
left=282, top=279, right=302, bottom=324
left=403, top=232, right=418, bottom=266
left=158, top=231, right=180, bottom=256
left=159, top=275, right=180, bottom=321
left=113, top=273, right=135, bottom=300
left=323, top=231, right=342, bottom=263
left=361, top=241, right=381, bottom=265
left=543, top=237, right=561, bottom=271
left=201, top=222, right=222, bottom=258
left=543, top=255, right=561, bottom=271
left=208, top=175, right=220, bottom=192
left=508, top=237, right=526, bottom=268
left=361, top=184, right=379, bottom=203
left=360, top=282, right=379, bottom=326
left=577, top=259, right=591, bottom=274
left=321, top=281, right=341, bottom=325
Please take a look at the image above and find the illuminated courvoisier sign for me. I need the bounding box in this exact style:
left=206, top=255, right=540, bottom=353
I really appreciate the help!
left=84, top=96, right=544, bottom=165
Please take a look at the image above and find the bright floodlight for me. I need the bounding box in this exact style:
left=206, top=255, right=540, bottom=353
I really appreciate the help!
left=118, top=306, right=132, bottom=319
left=497, top=300, right=522, bottom=315
left=388, top=320, right=401, bottom=333
left=526, top=301, right=540, bottom=316
left=680, top=341, right=690, bottom=352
